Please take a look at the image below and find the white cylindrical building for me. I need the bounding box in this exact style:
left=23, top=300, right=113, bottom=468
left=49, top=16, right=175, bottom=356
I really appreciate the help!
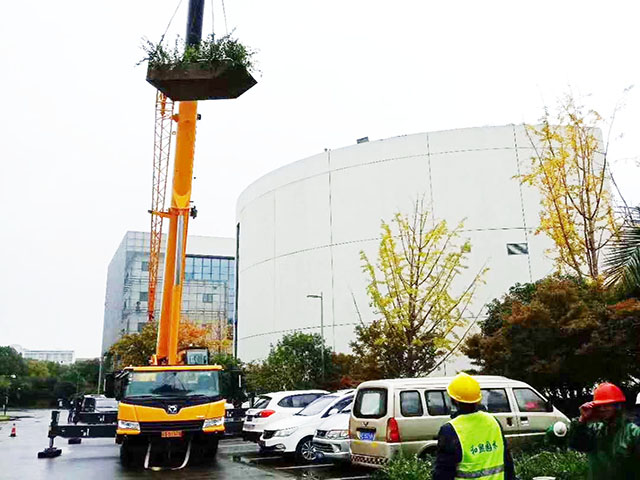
left=236, top=125, right=555, bottom=365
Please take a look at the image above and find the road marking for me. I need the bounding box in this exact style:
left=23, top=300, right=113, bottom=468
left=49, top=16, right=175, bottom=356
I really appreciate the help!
left=275, top=464, right=334, bottom=470
left=324, top=476, right=371, bottom=480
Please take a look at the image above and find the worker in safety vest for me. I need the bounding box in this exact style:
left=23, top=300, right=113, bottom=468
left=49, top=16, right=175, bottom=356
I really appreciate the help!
left=548, top=382, right=640, bottom=479
left=433, top=373, right=515, bottom=480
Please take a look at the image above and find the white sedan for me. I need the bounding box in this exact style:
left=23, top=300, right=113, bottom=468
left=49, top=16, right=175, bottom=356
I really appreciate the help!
left=258, top=390, right=354, bottom=463
left=242, top=390, right=327, bottom=442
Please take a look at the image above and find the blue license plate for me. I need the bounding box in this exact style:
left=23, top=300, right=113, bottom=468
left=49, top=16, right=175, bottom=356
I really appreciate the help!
left=359, top=431, right=375, bottom=441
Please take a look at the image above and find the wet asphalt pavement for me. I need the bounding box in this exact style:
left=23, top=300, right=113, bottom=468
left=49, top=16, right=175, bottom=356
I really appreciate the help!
left=0, top=410, right=372, bottom=480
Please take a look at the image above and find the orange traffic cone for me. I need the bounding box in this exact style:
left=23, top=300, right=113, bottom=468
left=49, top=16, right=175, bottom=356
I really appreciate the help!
left=10, top=423, right=16, bottom=437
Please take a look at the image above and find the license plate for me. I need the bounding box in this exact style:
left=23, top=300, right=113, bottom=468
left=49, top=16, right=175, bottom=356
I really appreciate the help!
left=244, top=424, right=254, bottom=430
left=161, top=430, right=183, bottom=438
left=359, top=431, right=375, bottom=441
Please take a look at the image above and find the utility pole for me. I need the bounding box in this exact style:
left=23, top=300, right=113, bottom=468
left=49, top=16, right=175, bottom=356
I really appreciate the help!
left=307, top=292, right=324, bottom=382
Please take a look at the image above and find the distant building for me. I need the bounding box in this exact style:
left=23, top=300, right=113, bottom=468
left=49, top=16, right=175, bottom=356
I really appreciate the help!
left=101, top=231, right=236, bottom=355
left=11, top=345, right=74, bottom=365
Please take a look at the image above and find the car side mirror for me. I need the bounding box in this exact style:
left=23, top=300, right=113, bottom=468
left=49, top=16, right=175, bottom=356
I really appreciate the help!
left=545, top=400, right=554, bottom=412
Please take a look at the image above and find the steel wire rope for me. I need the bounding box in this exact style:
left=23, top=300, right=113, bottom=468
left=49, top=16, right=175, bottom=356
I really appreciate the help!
left=221, top=0, right=229, bottom=34
left=159, top=0, right=184, bottom=44
left=210, top=0, right=215, bottom=38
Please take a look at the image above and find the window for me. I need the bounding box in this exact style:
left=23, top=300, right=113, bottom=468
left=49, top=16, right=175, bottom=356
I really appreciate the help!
left=326, top=396, right=353, bottom=416
left=507, top=243, right=529, bottom=255
left=297, top=396, right=338, bottom=416
left=141, top=261, right=149, bottom=272
left=253, top=396, right=271, bottom=409
left=400, top=391, right=423, bottom=417
left=514, top=388, right=548, bottom=412
left=292, top=393, right=324, bottom=408
left=481, top=389, right=511, bottom=413
left=426, top=390, right=449, bottom=416
left=139, top=291, right=148, bottom=302
left=354, top=388, right=387, bottom=418
left=203, top=293, right=214, bottom=303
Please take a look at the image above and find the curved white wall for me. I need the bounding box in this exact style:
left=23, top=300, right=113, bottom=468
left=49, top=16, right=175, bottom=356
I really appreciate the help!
left=236, top=125, right=555, bottom=364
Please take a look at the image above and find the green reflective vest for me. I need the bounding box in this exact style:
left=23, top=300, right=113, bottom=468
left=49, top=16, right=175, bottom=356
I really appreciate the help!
left=448, top=411, right=505, bottom=480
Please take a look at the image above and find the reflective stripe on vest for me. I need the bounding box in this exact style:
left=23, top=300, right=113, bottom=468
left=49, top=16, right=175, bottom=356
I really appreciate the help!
left=448, top=411, right=505, bottom=480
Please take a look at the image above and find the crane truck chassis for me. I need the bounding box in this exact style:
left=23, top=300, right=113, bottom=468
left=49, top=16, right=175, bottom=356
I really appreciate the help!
left=115, top=364, right=225, bottom=468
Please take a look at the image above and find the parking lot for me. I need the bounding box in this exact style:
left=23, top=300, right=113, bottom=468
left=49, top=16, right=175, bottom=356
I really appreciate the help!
left=0, top=410, right=372, bottom=480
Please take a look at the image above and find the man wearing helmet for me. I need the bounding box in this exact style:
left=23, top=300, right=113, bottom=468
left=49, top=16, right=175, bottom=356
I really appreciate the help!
left=433, top=373, right=515, bottom=480
left=551, top=382, right=640, bottom=479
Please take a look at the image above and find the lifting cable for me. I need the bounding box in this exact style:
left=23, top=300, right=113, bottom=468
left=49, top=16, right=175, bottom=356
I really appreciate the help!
left=210, top=0, right=215, bottom=38
left=159, top=0, right=184, bottom=44
left=221, top=0, right=229, bottom=35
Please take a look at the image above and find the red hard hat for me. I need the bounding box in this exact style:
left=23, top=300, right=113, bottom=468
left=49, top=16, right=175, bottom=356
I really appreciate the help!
left=592, top=383, right=626, bottom=405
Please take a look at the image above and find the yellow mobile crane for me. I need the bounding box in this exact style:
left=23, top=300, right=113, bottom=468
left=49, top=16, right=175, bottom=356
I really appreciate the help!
left=37, top=1, right=254, bottom=467
left=114, top=0, right=256, bottom=468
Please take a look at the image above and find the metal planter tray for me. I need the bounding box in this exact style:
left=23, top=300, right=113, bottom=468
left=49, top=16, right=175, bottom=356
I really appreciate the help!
left=146, top=60, right=257, bottom=101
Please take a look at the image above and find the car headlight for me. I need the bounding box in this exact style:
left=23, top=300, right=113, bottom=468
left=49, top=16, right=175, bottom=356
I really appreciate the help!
left=326, top=429, right=349, bottom=439
left=118, top=420, right=140, bottom=431
left=273, top=426, right=298, bottom=437
left=203, top=417, right=225, bottom=428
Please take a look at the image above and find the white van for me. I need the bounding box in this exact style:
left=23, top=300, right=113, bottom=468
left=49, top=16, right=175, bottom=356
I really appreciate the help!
left=350, top=375, right=569, bottom=468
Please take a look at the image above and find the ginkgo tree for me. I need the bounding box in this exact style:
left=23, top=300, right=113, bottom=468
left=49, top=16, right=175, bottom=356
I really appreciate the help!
left=521, top=94, right=619, bottom=281
left=351, top=199, right=487, bottom=378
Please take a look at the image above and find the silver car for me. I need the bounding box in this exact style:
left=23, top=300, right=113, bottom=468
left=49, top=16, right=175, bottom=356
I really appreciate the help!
left=313, top=401, right=352, bottom=462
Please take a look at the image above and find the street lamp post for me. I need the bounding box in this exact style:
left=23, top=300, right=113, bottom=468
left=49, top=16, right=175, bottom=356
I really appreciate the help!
left=307, top=292, right=324, bottom=381
left=4, top=374, right=16, bottom=416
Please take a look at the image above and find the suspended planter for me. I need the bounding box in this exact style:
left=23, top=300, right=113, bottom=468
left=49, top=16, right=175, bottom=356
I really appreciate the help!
left=141, top=35, right=258, bottom=101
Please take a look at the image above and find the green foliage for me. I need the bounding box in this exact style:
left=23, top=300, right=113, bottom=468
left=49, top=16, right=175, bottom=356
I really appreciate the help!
left=374, top=450, right=588, bottom=480
left=245, top=332, right=335, bottom=393
left=515, top=450, right=588, bottom=480
left=0, top=346, right=27, bottom=376
left=373, top=455, right=433, bottom=480
left=140, top=34, right=257, bottom=72
left=464, top=276, right=640, bottom=412
left=210, top=353, right=246, bottom=406
left=605, top=206, right=640, bottom=297
left=352, top=199, right=486, bottom=379
left=0, top=346, right=100, bottom=407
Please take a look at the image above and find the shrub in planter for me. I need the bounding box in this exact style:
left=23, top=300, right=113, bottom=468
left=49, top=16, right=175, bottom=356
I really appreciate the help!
left=373, top=455, right=433, bottom=480
left=140, top=34, right=257, bottom=101
left=515, top=450, right=588, bottom=480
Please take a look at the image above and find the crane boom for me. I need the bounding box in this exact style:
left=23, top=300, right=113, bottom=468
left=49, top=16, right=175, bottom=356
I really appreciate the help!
left=154, top=100, right=198, bottom=365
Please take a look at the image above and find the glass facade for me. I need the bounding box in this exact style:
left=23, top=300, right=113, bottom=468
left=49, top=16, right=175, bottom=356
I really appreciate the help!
left=102, top=231, right=236, bottom=354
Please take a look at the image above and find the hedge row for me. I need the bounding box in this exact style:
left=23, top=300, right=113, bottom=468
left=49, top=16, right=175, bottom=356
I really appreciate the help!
left=373, top=450, right=588, bottom=480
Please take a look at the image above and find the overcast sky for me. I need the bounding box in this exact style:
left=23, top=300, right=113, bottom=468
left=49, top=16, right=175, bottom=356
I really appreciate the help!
left=1, top=0, right=638, bottom=358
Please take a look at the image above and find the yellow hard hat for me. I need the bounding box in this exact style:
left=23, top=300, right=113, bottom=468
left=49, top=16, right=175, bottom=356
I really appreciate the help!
left=447, top=372, right=482, bottom=404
